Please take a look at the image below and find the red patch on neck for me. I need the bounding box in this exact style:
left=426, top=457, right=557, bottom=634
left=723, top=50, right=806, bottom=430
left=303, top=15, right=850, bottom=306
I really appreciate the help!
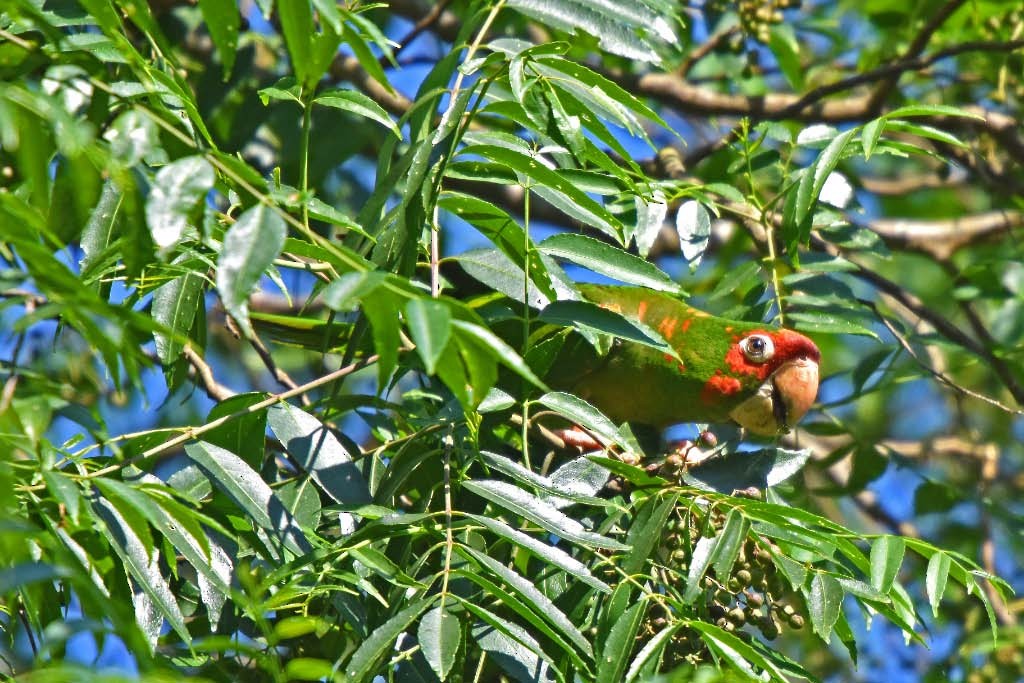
left=701, top=373, right=742, bottom=403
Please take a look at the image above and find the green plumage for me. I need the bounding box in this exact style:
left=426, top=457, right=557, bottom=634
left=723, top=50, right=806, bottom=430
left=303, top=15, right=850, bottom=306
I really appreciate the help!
left=547, top=285, right=777, bottom=428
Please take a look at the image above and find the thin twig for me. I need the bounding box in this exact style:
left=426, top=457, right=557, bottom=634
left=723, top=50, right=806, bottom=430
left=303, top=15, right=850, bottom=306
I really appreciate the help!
left=83, top=354, right=379, bottom=479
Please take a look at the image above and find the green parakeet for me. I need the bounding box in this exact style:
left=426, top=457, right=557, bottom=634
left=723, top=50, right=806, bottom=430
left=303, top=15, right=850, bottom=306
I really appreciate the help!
left=549, top=285, right=821, bottom=436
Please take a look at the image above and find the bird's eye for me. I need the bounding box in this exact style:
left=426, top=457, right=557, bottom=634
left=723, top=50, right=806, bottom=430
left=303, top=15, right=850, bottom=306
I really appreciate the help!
left=740, top=334, right=775, bottom=363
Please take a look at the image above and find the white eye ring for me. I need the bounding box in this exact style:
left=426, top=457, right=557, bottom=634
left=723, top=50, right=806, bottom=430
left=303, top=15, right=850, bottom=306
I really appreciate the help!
left=740, top=334, right=775, bottom=363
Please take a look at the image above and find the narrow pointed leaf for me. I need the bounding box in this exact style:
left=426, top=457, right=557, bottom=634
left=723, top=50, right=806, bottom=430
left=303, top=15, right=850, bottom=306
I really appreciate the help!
left=216, top=204, right=287, bottom=336
left=463, top=480, right=627, bottom=551
left=344, top=598, right=433, bottom=682
left=419, top=605, right=461, bottom=681
left=184, top=441, right=311, bottom=556
left=869, top=535, right=906, bottom=593
left=405, top=298, right=452, bottom=375
left=145, top=156, right=214, bottom=251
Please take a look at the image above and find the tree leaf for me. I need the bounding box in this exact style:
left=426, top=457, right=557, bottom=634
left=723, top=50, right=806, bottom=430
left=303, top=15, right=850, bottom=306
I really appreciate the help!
left=459, top=545, right=593, bottom=658
left=315, top=88, right=401, bottom=138
left=197, top=0, right=239, bottom=77
left=152, top=267, right=204, bottom=377
left=419, top=605, right=461, bottom=681
left=597, top=601, right=645, bottom=683
left=807, top=573, right=844, bottom=643
left=535, top=391, right=630, bottom=453
left=538, top=233, right=680, bottom=292
left=145, top=155, right=214, bottom=251
left=463, top=479, right=628, bottom=551
left=344, top=598, right=434, bottom=682
left=675, top=200, right=711, bottom=270
left=266, top=402, right=371, bottom=529
left=869, top=535, right=906, bottom=594
left=405, top=298, right=452, bottom=375
left=682, top=535, right=716, bottom=604
left=458, top=144, right=622, bottom=239
left=91, top=496, right=190, bottom=645
left=467, top=513, right=612, bottom=593
left=925, top=551, right=951, bottom=618
left=682, top=447, right=813, bottom=492
left=216, top=203, right=287, bottom=336
left=184, top=441, right=311, bottom=557
left=470, top=617, right=556, bottom=683
left=507, top=0, right=676, bottom=63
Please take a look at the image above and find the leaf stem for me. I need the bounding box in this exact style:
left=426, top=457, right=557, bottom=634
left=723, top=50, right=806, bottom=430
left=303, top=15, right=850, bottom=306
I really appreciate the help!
left=299, top=93, right=313, bottom=230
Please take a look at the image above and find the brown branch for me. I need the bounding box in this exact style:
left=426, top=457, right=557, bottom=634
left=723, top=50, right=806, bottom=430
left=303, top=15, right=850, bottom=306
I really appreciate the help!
left=865, top=0, right=968, bottom=112
left=247, top=333, right=311, bottom=405
left=390, top=0, right=454, bottom=63
left=183, top=345, right=235, bottom=402
left=865, top=210, right=1024, bottom=260
left=679, top=25, right=741, bottom=77
left=859, top=172, right=963, bottom=195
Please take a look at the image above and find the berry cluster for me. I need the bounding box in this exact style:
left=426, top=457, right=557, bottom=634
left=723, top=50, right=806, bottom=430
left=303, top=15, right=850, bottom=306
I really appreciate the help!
left=705, top=0, right=801, bottom=45
left=642, top=504, right=809, bottom=666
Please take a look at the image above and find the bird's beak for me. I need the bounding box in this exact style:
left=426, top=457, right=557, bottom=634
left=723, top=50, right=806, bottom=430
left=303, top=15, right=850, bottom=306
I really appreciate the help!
left=728, top=357, right=820, bottom=436
left=771, top=357, right=819, bottom=429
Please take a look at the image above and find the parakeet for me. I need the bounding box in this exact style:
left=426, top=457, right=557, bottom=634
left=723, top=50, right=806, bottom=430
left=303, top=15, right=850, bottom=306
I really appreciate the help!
left=549, top=285, right=820, bottom=436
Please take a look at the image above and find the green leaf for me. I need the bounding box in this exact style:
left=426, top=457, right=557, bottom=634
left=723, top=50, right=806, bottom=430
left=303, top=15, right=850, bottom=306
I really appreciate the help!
left=197, top=0, right=239, bottom=77
left=536, top=57, right=670, bottom=132
left=869, top=535, right=905, bottom=594
left=79, top=180, right=122, bottom=276
left=405, top=298, right=452, bottom=375
left=463, top=480, right=628, bottom=551
left=184, top=441, right=311, bottom=557
left=278, top=0, right=314, bottom=87
left=535, top=391, right=630, bottom=453
left=792, top=127, right=856, bottom=243
left=926, top=551, right=951, bottom=618
left=418, top=605, right=460, bottom=681
left=538, top=233, right=679, bottom=292
left=450, top=319, right=548, bottom=391
left=768, top=23, right=803, bottom=90
left=467, top=513, right=611, bottom=593
left=710, top=508, right=750, bottom=580
left=145, top=156, right=214, bottom=251
left=807, top=573, right=844, bottom=643
left=345, top=598, right=434, bottom=682
left=438, top=192, right=557, bottom=302
left=507, top=0, right=676, bottom=63
left=314, top=88, right=401, bottom=138
left=453, top=248, right=556, bottom=308
left=469, top=616, right=555, bottom=683
left=458, top=144, right=622, bottom=239
left=152, top=268, right=204, bottom=370
left=92, top=496, right=190, bottom=644
left=687, top=621, right=790, bottom=682
left=682, top=535, right=716, bottom=604
left=675, top=200, right=711, bottom=270
left=884, top=104, right=984, bottom=120
left=597, top=601, right=645, bottom=683
left=682, top=447, right=813, bottom=492
left=539, top=300, right=672, bottom=352
left=624, top=620, right=683, bottom=682
left=285, top=658, right=335, bottom=680
left=216, top=204, right=287, bottom=337
left=266, top=402, right=371, bottom=509
left=459, top=545, right=593, bottom=658
left=258, top=76, right=303, bottom=106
